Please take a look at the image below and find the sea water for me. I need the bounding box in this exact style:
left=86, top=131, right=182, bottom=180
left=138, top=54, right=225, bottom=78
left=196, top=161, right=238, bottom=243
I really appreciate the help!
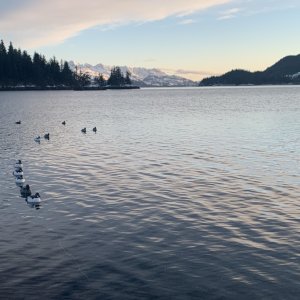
left=0, top=87, right=299, bottom=299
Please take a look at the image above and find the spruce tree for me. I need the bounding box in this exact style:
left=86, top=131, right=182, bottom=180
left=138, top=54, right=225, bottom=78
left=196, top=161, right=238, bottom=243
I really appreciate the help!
left=21, top=51, right=33, bottom=85
left=95, top=73, right=106, bottom=87
left=0, top=40, right=7, bottom=86
left=33, top=52, right=47, bottom=86
left=7, top=42, right=18, bottom=85
left=61, top=62, right=74, bottom=86
left=48, top=57, right=61, bottom=85
left=107, top=66, right=125, bottom=86
left=125, top=71, right=132, bottom=85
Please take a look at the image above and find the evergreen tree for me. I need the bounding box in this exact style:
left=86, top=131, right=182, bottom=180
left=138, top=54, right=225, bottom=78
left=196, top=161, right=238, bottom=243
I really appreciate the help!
left=21, top=51, right=33, bottom=85
left=15, top=48, right=23, bottom=84
left=94, top=73, right=106, bottom=87
left=0, top=40, right=7, bottom=86
left=7, top=42, right=18, bottom=85
left=107, top=66, right=125, bottom=86
left=74, top=69, right=91, bottom=88
left=33, top=52, right=47, bottom=86
left=61, top=62, right=74, bottom=86
left=48, top=57, right=61, bottom=85
left=125, top=71, right=132, bottom=85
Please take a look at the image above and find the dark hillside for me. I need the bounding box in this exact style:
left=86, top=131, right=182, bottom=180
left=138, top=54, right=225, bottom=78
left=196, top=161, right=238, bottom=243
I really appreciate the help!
left=200, top=54, right=300, bottom=86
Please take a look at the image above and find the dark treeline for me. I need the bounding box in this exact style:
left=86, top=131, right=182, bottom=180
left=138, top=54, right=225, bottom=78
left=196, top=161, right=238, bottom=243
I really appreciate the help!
left=0, top=40, right=132, bottom=89
left=200, top=69, right=295, bottom=86
left=94, top=67, right=132, bottom=87
left=107, top=67, right=132, bottom=86
left=0, top=40, right=74, bottom=87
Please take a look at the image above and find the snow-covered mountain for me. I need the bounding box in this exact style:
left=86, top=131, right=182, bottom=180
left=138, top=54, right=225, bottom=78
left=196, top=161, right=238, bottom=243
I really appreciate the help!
left=68, top=61, right=197, bottom=87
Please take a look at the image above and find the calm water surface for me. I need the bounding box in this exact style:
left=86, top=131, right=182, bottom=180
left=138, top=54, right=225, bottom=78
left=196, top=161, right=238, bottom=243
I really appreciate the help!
left=0, top=87, right=299, bottom=299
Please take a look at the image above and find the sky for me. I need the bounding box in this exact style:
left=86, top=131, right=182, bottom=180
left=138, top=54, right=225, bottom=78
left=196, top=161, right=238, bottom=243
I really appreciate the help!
left=0, top=0, right=300, bottom=80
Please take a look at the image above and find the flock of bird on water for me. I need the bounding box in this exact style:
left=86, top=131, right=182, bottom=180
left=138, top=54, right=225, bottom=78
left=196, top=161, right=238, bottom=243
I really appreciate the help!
left=14, top=159, right=41, bottom=209
left=15, top=120, right=97, bottom=142
left=13, top=120, right=97, bottom=209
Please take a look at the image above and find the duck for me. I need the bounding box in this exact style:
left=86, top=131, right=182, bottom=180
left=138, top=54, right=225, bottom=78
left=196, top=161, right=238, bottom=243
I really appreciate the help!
left=62, top=121, right=66, bottom=125
left=81, top=127, right=87, bottom=133
left=13, top=167, right=24, bottom=176
left=92, top=127, right=97, bottom=132
left=20, top=184, right=32, bottom=197
left=15, top=120, right=21, bottom=124
left=15, top=175, right=25, bottom=184
left=34, top=136, right=41, bottom=142
left=44, top=133, right=50, bottom=139
left=27, top=192, right=41, bottom=204
left=15, top=160, right=23, bottom=168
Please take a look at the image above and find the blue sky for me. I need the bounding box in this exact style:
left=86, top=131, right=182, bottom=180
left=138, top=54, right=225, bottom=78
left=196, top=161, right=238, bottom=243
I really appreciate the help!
left=0, top=0, right=300, bottom=80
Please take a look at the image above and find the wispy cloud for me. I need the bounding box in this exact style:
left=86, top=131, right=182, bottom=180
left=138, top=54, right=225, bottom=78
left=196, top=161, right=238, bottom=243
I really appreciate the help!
left=0, top=0, right=232, bottom=48
left=162, top=68, right=216, bottom=80
left=218, top=0, right=300, bottom=19
left=218, top=7, right=242, bottom=20
left=178, top=19, right=197, bottom=25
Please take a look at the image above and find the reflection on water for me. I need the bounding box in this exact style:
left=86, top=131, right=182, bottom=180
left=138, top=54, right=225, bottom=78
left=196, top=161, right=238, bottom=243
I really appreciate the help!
left=0, top=87, right=299, bottom=299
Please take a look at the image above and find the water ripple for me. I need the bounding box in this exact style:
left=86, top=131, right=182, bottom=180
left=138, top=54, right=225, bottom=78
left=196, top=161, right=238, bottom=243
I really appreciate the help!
left=0, top=87, right=299, bottom=299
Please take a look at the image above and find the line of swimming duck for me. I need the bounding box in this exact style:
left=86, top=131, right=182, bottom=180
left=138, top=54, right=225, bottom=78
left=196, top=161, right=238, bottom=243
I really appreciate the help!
left=13, top=121, right=97, bottom=208
left=16, top=120, right=98, bottom=146
left=34, top=133, right=50, bottom=142
left=31, top=121, right=97, bottom=141
left=82, top=127, right=97, bottom=133
left=14, top=160, right=41, bottom=207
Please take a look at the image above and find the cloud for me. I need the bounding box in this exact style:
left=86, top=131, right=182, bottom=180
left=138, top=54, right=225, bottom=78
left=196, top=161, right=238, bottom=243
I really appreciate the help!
left=0, top=0, right=232, bottom=48
left=162, top=68, right=216, bottom=80
left=218, top=7, right=241, bottom=20
left=178, top=19, right=197, bottom=25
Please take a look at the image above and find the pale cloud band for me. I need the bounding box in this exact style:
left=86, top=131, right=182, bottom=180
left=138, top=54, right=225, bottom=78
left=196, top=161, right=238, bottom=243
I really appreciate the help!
left=163, top=68, right=216, bottom=80
left=0, top=0, right=231, bottom=48
left=218, top=7, right=241, bottom=20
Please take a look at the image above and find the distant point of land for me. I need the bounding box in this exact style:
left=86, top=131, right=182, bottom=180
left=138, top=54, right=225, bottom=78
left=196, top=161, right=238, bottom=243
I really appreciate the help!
left=199, top=54, right=300, bottom=86
left=0, top=40, right=137, bottom=91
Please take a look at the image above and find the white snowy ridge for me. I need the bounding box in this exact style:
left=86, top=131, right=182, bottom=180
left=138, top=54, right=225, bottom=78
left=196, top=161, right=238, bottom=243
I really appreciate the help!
left=68, top=61, right=197, bottom=87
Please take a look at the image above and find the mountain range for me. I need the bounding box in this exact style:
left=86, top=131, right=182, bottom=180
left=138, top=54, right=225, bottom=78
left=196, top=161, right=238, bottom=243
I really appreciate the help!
left=200, top=54, right=300, bottom=86
left=68, top=61, right=197, bottom=87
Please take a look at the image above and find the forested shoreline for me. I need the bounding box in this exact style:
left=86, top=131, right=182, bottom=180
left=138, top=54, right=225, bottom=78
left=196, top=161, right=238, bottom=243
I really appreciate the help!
left=0, top=40, right=136, bottom=90
left=199, top=55, right=300, bottom=86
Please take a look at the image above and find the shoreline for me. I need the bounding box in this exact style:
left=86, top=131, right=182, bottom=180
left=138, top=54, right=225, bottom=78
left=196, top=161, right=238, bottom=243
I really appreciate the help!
left=1, top=85, right=299, bottom=92
left=0, top=85, right=140, bottom=91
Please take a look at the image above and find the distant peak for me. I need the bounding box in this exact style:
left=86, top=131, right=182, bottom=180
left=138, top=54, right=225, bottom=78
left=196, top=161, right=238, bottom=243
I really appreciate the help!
left=68, top=61, right=197, bottom=87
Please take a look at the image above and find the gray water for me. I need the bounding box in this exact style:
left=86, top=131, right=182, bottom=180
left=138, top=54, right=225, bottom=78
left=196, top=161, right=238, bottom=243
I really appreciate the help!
left=0, top=87, right=299, bottom=299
